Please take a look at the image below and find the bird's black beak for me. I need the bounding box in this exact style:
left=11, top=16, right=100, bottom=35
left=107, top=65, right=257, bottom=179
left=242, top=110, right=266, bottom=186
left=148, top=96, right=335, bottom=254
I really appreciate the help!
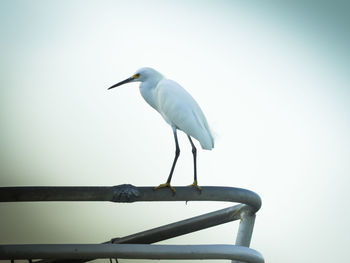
left=108, top=77, right=134, bottom=90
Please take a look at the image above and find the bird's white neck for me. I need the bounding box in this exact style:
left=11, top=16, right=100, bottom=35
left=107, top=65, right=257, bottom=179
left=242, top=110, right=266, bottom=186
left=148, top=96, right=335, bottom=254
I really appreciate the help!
left=139, top=76, right=163, bottom=112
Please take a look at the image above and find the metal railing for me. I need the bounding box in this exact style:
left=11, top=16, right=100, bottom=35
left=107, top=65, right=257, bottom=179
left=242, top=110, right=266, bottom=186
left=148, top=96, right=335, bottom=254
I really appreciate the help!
left=0, top=185, right=264, bottom=263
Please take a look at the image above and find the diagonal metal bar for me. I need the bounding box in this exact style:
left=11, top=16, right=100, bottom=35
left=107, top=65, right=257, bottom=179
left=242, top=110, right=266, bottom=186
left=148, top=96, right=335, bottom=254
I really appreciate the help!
left=0, top=244, right=264, bottom=263
left=109, top=204, right=249, bottom=244
left=0, top=185, right=262, bottom=212
left=36, top=204, right=251, bottom=263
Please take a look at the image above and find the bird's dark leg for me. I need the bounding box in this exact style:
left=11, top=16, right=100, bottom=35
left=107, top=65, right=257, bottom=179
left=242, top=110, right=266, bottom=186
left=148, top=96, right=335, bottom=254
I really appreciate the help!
left=154, top=128, right=179, bottom=193
left=188, top=136, right=201, bottom=191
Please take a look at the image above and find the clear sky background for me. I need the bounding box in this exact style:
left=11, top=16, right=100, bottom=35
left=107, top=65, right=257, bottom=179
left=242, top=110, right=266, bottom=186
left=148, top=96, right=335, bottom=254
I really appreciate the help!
left=1, top=0, right=349, bottom=262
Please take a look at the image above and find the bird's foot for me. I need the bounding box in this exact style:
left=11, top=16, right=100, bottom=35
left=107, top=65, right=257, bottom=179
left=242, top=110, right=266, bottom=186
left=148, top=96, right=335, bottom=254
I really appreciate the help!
left=188, top=180, right=202, bottom=192
left=154, top=182, right=176, bottom=193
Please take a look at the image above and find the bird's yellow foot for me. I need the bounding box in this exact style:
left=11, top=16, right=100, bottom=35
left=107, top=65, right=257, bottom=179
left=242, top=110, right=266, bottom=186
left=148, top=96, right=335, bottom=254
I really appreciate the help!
left=188, top=180, right=202, bottom=192
left=154, top=183, right=176, bottom=193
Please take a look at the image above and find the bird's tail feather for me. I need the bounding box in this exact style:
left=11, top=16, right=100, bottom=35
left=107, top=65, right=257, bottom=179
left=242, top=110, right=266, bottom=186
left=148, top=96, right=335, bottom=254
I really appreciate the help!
left=199, top=128, right=214, bottom=150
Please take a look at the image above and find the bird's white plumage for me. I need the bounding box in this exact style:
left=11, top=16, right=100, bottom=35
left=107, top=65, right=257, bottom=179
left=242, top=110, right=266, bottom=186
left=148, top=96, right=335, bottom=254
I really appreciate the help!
left=136, top=67, right=214, bottom=150
left=108, top=67, right=213, bottom=191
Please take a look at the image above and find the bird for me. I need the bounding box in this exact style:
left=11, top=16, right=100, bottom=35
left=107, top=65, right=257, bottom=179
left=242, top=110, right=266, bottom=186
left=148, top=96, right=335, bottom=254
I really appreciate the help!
left=108, top=67, right=214, bottom=193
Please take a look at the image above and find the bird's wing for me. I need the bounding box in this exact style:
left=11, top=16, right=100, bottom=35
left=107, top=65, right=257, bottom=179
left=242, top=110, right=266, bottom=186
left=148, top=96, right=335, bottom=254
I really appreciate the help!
left=156, top=79, right=214, bottom=150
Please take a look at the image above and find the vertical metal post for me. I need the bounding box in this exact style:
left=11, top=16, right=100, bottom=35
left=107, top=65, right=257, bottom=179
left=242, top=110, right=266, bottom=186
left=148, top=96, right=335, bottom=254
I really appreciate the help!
left=232, top=210, right=256, bottom=263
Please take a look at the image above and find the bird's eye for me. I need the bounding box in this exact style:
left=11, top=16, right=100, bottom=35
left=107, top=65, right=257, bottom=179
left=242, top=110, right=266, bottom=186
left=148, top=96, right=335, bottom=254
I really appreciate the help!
left=132, top=73, right=140, bottom=79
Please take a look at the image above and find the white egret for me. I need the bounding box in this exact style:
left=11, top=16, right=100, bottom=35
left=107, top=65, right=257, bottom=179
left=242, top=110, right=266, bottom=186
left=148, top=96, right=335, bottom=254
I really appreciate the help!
left=108, top=67, right=214, bottom=193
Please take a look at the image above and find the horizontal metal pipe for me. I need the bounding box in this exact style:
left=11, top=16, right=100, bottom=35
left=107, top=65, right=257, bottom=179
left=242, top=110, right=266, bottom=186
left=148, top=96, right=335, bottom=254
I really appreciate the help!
left=0, top=185, right=262, bottom=212
left=0, top=244, right=264, bottom=263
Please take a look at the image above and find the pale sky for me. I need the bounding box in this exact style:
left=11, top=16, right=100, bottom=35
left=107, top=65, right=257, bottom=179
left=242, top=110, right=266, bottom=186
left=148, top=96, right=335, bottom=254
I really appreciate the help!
left=1, top=1, right=350, bottom=262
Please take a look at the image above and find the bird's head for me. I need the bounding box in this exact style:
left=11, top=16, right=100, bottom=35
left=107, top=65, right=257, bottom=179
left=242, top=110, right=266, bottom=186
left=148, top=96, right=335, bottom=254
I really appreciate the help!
left=108, top=67, right=163, bottom=90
